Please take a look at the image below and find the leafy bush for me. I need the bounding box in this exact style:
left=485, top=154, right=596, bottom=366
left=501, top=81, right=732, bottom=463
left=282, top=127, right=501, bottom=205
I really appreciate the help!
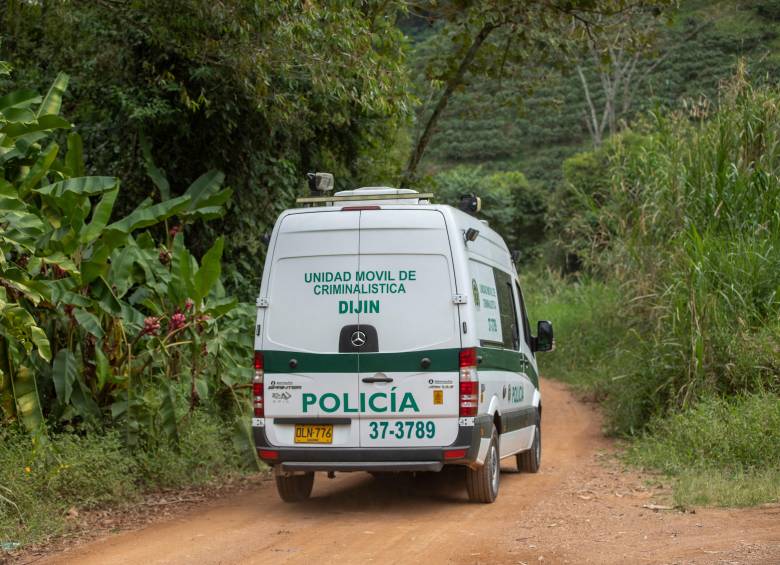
left=133, top=410, right=247, bottom=489
left=432, top=166, right=546, bottom=259
left=628, top=394, right=780, bottom=473
left=0, top=70, right=254, bottom=458
left=2, top=1, right=413, bottom=295
left=522, top=271, right=634, bottom=396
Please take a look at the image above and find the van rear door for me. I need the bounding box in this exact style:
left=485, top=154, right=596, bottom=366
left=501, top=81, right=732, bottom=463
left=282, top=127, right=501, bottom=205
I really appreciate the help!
left=262, top=211, right=360, bottom=448
left=356, top=209, right=461, bottom=447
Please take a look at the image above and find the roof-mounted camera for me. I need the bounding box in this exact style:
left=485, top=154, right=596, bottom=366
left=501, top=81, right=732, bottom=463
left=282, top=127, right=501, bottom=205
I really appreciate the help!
left=458, top=193, right=481, bottom=215
left=307, top=172, right=334, bottom=195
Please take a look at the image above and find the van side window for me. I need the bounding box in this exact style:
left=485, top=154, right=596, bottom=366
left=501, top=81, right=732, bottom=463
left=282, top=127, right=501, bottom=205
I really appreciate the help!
left=515, top=281, right=533, bottom=349
left=493, top=269, right=518, bottom=350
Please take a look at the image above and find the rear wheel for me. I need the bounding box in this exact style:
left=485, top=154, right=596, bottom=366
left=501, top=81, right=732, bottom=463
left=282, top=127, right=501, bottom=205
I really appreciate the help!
left=275, top=470, right=315, bottom=502
left=517, top=412, right=541, bottom=473
left=466, top=426, right=499, bottom=503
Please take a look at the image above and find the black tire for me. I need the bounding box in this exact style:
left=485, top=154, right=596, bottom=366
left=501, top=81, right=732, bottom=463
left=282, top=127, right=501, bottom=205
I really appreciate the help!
left=275, top=471, right=315, bottom=502
left=517, top=412, right=541, bottom=473
left=465, top=426, right=499, bottom=503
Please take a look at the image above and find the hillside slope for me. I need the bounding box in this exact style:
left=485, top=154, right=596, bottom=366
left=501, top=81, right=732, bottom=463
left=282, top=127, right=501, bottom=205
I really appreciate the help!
left=407, top=0, right=780, bottom=188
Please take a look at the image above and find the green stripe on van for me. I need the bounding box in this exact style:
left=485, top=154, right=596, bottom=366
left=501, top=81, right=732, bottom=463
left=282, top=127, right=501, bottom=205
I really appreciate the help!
left=263, top=347, right=538, bottom=388
left=263, top=348, right=460, bottom=374
left=477, top=347, right=539, bottom=388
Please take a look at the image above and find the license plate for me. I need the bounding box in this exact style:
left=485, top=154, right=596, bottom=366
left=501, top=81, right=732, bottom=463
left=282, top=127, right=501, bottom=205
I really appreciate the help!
left=294, top=424, right=333, bottom=444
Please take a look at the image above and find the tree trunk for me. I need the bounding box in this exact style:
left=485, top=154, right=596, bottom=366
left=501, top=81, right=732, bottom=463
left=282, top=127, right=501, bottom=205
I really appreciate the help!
left=402, top=22, right=497, bottom=184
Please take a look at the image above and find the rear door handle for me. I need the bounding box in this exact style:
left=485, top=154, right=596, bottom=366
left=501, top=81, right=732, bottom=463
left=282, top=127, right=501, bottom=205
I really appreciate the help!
left=362, top=376, right=393, bottom=383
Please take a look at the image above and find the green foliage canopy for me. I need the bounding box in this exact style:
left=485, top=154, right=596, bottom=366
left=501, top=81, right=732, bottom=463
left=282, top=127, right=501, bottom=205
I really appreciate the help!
left=1, top=0, right=413, bottom=295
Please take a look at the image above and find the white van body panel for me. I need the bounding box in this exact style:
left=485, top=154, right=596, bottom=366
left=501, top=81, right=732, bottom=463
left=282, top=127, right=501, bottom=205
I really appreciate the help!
left=357, top=209, right=461, bottom=447
left=259, top=210, right=361, bottom=448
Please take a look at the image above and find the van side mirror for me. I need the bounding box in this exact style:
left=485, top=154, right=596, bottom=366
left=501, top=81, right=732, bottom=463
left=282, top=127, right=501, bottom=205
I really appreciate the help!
left=533, top=320, right=554, bottom=352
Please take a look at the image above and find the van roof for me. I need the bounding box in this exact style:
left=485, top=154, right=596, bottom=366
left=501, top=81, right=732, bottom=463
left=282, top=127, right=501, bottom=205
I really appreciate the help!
left=285, top=188, right=511, bottom=265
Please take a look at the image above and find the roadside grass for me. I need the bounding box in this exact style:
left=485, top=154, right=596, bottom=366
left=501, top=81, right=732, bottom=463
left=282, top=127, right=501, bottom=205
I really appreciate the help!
left=627, top=394, right=780, bottom=507
left=522, top=270, right=634, bottom=397
left=671, top=468, right=780, bottom=507
left=524, top=271, right=780, bottom=507
left=0, top=411, right=250, bottom=548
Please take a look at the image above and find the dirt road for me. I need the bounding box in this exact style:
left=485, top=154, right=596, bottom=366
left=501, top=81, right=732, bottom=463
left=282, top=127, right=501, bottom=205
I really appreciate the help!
left=39, top=379, right=780, bottom=564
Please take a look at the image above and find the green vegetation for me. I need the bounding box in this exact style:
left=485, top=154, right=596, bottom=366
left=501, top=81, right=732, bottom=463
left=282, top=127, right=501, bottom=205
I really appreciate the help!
left=0, top=70, right=257, bottom=546
left=527, top=69, right=780, bottom=505
left=2, top=0, right=779, bottom=551
left=628, top=395, right=780, bottom=506
left=411, top=1, right=780, bottom=186
left=0, top=411, right=241, bottom=546
left=523, top=274, right=630, bottom=396
left=2, top=1, right=413, bottom=296
left=431, top=167, right=546, bottom=258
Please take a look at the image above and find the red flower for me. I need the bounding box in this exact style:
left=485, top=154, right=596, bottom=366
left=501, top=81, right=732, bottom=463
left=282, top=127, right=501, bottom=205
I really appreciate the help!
left=184, top=298, right=194, bottom=312
left=169, top=225, right=181, bottom=238
left=142, top=317, right=161, bottom=336
left=169, top=311, right=186, bottom=332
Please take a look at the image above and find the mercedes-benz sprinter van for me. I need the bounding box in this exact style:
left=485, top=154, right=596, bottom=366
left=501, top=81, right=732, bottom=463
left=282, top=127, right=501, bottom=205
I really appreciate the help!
left=252, top=187, right=553, bottom=503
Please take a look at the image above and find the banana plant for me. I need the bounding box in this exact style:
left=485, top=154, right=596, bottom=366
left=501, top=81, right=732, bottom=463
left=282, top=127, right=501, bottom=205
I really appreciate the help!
left=1, top=68, right=239, bottom=445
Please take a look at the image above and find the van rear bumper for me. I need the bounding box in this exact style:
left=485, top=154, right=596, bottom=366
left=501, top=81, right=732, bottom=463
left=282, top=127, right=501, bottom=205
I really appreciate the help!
left=253, top=416, right=492, bottom=471
left=281, top=461, right=443, bottom=472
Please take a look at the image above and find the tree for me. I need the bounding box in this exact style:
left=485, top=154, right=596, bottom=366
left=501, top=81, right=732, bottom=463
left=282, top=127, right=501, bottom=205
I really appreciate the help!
left=574, top=8, right=711, bottom=146
left=1, top=1, right=413, bottom=296
left=403, top=0, right=673, bottom=182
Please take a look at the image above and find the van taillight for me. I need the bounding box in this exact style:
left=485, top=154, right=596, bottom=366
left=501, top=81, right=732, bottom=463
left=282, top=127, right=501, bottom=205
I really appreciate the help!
left=459, top=348, right=479, bottom=417
left=253, top=351, right=264, bottom=417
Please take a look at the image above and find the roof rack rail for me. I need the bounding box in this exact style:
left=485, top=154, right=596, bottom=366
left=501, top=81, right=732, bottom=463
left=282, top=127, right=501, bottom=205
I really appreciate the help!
left=295, top=192, right=435, bottom=205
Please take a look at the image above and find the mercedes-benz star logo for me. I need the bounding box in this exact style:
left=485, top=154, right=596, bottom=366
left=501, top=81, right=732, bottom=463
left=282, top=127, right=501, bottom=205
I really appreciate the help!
left=350, top=330, right=367, bottom=348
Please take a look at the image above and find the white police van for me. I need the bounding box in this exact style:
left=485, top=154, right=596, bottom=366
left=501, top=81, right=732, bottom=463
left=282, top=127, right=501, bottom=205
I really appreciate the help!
left=252, top=176, right=553, bottom=503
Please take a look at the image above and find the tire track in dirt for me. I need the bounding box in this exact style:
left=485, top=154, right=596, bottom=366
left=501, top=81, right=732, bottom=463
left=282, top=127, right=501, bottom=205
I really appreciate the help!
left=36, top=379, right=780, bottom=565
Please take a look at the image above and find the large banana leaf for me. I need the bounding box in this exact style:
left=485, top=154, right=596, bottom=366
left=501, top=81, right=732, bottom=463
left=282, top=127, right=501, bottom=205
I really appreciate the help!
left=169, top=234, right=195, bottom=305
left=140, top=132, right=170, bottom=201
left=0, top=89, right=41, bottom=112
left=0, top=209, right=46, bottom=252
left=0, top=114, right=70, bottom=138
left=102, top=194, right=191, bottom=251
left=9, top=363, right=43, bottom=431
left=1, top=107, right=36, bottom=123
left=35, top=175, right=118, bottom=197
left=73, top=308, right=104, bottom=339
left=52, top=349, right=78, bottom=405
left=65, top=132, right=85, bottom=177
left=79, top=187, right=119, bottom=244
left=18, top=142, right=59, bottom=196
left=36, top=72, right=69, bottom=117
left=193, top=237, right=224, bottom=304
left=180, top=170, right=230, bottom=221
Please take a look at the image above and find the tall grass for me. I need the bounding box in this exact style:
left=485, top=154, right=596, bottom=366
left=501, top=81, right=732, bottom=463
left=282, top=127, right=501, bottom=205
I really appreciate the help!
left=563, top=67, right=780, bottom=432
left=542, top=67, right=780, bottom=505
